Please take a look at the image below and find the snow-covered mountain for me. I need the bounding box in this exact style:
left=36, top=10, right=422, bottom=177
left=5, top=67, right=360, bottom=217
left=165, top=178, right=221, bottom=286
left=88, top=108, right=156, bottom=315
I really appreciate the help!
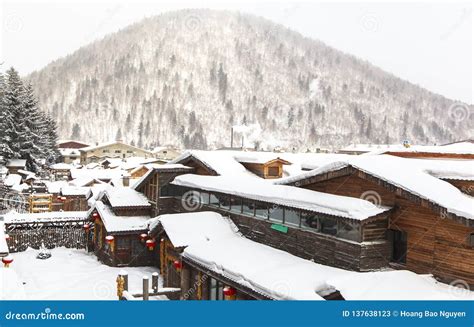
left=27, top=9, right=472, bottom=150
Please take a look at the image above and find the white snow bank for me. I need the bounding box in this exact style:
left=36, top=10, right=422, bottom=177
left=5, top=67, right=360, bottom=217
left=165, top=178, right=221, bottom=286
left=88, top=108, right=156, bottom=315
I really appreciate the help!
left=0, top=267, right=26, bottom=299
left=172, top=174, right=390, bottom=220
left=5, top=247, right=160, bottom=300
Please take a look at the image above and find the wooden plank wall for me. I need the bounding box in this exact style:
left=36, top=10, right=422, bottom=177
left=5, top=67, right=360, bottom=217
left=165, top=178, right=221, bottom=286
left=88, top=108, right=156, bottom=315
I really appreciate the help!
left=302, top=173, right=474, bottom=286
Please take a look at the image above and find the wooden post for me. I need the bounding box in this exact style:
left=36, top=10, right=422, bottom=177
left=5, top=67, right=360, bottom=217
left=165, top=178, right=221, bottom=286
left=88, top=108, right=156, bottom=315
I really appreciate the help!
left=143, top=276, right=149, bottom=301
left=152, top=272, right=159, bottom=293
left=120, top=270, right=128, bottom=292
left=180, top=263, right=191, bottom=300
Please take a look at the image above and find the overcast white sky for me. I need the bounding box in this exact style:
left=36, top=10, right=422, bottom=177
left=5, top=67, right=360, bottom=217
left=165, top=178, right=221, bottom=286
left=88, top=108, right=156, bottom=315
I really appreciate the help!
left=0, top=0, right=472, bottom=103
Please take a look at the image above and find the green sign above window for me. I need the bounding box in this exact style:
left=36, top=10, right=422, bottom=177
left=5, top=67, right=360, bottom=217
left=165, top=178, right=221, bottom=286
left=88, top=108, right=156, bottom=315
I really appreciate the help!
left=271, top=224, right=288, bottom=233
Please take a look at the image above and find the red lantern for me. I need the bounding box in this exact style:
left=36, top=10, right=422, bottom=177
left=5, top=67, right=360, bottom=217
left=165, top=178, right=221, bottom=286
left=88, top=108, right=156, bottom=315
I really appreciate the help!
left=105, top=235, right=115, bottom=252
left=57, top=196, right=62, bottom=201
left=2, top=256, right=13, bottom=268
left=5, top=234, right=10, bottom=241
left=173, top=260, right=182, bottom=272
left=146, top=239, right=156, bottom=251
left=83, top=224, right=90, bottom=231
left=61, top=196, right=67, bottom=201
left=92, top=212, right=100, bottom=222
left=223, top=286, right=236, bottom=300
left=140, top=233, right=148, bottom=242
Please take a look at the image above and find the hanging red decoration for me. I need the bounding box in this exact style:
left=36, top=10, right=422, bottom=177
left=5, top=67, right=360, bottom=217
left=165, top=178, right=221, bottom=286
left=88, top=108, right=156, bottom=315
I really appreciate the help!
left=223, top=286, right=236, bottom=300
left=83, top=224, right=90, bottom=231
left=2, top=256, right=13, bottom=268
left=140, top=233, right=148, bottom=242
left=146, top=239, right=156, bottom=251
left=173, top=260, right=182, bottom=272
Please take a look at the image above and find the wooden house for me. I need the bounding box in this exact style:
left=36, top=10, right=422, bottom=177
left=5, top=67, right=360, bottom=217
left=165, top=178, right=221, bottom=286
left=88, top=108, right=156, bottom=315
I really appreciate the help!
left=59, top=186, right=92, bottom=211
left=169, top=173, right=393, bottom=272
left=6, top=159, right=27, bottom=174
left=89, top=187, right=154, bottom=266
left=132, top=164, right=194, bottom=216
left=236, top=157, right=291, bottom=179
left=276, top=156, right=474, bottom=287
left=79, top=141, right=153, bottom=165
left=57, top=140, right=89, bottom=164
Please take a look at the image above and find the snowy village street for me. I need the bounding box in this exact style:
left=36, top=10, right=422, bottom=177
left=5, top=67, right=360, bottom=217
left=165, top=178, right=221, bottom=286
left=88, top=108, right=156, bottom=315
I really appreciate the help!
left=1, top=247, right=160, bottom=300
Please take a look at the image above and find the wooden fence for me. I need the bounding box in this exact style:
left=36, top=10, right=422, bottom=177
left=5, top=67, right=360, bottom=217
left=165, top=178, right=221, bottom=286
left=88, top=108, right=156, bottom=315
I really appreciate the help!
left=5, top=220, right=91, bottom=252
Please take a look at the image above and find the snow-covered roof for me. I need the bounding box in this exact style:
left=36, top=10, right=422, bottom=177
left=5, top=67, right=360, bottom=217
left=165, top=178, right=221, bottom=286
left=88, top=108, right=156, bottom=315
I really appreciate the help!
left=184, top=228, right=351, bottom=300
left=339, top=142, right=474, bottom=155
left=3, top=211, right=88, bottom=224
left=171, top=150, right=250, bottom=176
left=277, top=155, right=474, bottom=220
left=44, top=180, right=69, bottom=194
left=234, top=154, right=291, bottom=165
left=61, top=186, right=92, bottom=198
left=172, top=174, right=390, bottom=220
left=4, top=174, right=22, bottom=187
left=148, top=211, right=240, bottom=248
left=328, top=270, right=474, bottom=300
left=6, top=159, right=26, bottom=167
left=131, top=163, right=194, bottom=190
left=92, top=201, right=150, bottom=233
left=59, top=148, right=81, bottom=156
left=50, top=163, right=73, bottom=170
left=101, top=187, right=151, bottom=208
left=70, top=168, right=124, bottom=180
left=80, top=141, right=152, bottom=154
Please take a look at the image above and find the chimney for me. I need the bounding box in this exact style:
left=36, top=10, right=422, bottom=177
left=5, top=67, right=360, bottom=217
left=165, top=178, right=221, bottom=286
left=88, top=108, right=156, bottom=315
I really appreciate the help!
left=122, top=173, right=130, bottom=187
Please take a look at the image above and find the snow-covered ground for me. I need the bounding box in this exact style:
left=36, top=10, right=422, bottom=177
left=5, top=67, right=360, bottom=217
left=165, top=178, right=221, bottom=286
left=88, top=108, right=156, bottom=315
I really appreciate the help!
left=1, top=247, right=161, bottom=300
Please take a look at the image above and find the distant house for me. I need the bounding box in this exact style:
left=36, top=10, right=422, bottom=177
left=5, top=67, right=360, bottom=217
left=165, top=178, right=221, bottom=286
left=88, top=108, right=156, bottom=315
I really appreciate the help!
left=79, top=141, right=153, bottom=165
left=6, top=159, right=27, bottom=174
left=57, top=140, right=90, bottom=164
left=235, top=156, right=291, bottom=179
left=152, top=146, right=181, bottom=161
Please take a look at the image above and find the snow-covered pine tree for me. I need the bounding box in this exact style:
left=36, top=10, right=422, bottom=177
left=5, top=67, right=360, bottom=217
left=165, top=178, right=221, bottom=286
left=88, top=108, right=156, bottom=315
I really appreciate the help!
left=1, top=68, right=25, bottom=161
left=22, top=83, right=47, bottom=171
left=0, top=71, right=15, bottom=163
left=0, top=67, right=60, bottom=169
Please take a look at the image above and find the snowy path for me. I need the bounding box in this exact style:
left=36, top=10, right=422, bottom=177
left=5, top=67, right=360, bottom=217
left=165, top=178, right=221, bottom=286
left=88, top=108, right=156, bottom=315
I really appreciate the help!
left=5, top=247, right=161, bottom=300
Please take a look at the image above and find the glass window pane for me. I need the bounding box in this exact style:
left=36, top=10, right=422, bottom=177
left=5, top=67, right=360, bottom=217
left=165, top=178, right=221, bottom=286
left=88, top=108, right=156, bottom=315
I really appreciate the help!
left=338, top=220, right=360, bottom=242
left=209, top=194, right=219, bottom=207
left=301, top=212, right=319, bottom=231
left=242, top=199, right=255, bottom=216
left=284, top=208, right=300, bottom=227
left=200, top=192, right=209, bottom=205
left=320, top=217, right=338, bottom=235
left=255, top=202, right=268, bottom=219
left=269, top=206, right=284, bottom=223
left=218, top=194, right=230, bottom=210
left=230, top=197, right=242, bottom=213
